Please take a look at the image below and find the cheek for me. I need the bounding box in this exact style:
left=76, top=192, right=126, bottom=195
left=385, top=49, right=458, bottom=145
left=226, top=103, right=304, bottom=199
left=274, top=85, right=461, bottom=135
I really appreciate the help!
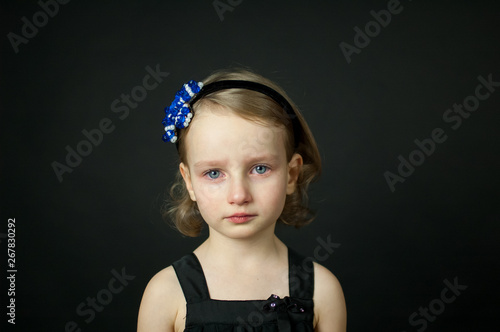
left=194, top=194, right=219, bottom=224
left=257, top=174, right=288, bottom=209
left=193, top=179, right=224, bottom=200
left=191, top=180, right=224, bottom=214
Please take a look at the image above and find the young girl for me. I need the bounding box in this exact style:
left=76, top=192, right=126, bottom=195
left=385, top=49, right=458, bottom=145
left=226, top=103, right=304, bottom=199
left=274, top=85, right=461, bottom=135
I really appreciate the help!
left=138, top=69, right=346, bottom=331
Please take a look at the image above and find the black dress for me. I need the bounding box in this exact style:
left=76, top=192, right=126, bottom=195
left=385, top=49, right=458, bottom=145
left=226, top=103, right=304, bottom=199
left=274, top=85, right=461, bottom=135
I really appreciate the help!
left=172, top=248, right=315, bottom=332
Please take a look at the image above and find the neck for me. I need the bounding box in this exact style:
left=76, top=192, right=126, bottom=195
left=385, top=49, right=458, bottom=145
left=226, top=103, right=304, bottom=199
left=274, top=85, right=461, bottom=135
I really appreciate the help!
left=195, top=227, right=286, bottom=270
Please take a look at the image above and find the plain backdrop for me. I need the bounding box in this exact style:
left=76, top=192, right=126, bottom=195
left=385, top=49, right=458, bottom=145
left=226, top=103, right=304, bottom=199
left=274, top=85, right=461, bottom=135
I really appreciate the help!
left=1, top=0, right=499, bottom=331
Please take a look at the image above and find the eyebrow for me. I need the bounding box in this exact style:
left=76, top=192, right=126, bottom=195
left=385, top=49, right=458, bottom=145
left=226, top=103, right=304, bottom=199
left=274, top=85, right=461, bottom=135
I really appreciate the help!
left=192, top=154, right=281, bottom=169
left=193, top=160, right=226, bottom=169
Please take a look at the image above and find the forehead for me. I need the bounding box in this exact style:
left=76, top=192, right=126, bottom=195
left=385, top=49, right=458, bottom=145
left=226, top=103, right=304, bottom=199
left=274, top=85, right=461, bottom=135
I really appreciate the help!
left=183, top=104, right=287, bottom=165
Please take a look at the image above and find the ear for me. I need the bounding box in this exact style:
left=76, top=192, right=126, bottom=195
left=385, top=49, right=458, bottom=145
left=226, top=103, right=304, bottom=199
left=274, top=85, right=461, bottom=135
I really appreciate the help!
left=286, top=153, right=303, bottom=195
left=179, top=162, right=196, bottom=201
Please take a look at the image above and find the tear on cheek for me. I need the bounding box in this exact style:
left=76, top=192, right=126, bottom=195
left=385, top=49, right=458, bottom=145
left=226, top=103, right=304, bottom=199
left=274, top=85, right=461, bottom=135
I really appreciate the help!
left=197, top=184, right=222, bottom=198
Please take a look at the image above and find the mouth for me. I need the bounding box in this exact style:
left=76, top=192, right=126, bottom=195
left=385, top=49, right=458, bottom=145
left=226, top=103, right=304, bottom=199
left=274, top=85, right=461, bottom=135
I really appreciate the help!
left=225, top=213, right=256, bottom=224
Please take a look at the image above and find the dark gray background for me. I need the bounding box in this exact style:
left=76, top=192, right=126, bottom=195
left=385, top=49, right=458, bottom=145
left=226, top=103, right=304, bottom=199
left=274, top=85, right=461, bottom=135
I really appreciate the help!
left=1, top=0, right=499, bottom=331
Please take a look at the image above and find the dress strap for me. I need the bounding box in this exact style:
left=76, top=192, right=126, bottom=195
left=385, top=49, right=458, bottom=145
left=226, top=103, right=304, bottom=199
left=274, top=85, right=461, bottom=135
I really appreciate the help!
left=172, top=253, right=210, bottom=303
left=288, top=247, right=315, bottom=299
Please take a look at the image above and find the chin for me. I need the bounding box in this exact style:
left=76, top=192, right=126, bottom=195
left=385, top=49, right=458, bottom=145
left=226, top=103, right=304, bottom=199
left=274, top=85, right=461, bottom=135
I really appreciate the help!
left=213, top=222, right=277, bottom=240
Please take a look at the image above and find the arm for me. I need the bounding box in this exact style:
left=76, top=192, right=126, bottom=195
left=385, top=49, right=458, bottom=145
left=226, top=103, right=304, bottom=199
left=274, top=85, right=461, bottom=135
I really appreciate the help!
left=137, top=266, right=184, bottom=332
left=313, top=262, right=347, bottom=332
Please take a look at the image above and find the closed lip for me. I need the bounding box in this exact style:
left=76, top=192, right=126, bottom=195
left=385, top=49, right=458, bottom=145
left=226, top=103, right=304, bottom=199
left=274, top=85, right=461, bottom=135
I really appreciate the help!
left=225, top=213, right=256, bottom=224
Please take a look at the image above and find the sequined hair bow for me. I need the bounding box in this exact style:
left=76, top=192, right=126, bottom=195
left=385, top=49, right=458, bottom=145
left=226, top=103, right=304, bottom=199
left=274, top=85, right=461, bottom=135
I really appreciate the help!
left=162, top=80, right=300, bottom=145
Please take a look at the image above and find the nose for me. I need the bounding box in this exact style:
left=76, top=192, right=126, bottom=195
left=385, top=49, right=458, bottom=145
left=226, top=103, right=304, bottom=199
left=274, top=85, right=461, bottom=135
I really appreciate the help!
left=227, top=175, right=252, bottom=205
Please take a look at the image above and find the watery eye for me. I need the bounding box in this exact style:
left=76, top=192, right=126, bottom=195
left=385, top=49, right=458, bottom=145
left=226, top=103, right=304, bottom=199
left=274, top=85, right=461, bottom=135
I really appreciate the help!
left=206, top=170, right=221, bottom=179
left=254, top=165, right=268, bottom=174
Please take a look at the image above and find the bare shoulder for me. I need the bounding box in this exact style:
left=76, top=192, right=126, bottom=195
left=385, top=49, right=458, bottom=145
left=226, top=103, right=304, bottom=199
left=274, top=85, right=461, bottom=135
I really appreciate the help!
left=137, top=265, right=185, bottom=332
left=313, top=262, right=347, bottom=332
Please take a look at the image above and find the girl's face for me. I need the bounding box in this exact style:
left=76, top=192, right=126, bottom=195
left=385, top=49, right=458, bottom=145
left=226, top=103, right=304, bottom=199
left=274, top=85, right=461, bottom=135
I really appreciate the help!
left=179, top=104, right=302, bottom=240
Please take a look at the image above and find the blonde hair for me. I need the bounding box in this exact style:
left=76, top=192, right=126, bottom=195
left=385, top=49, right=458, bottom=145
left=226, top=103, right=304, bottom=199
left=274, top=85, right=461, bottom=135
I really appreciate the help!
left=163, top=68, right=321, bottom=237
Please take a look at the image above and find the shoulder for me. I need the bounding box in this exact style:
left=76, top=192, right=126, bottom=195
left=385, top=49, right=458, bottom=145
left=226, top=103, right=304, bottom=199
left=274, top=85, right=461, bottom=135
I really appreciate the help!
left=137, top=265, right=185, bottom=332
left=313, top=262, right=347, bottom=332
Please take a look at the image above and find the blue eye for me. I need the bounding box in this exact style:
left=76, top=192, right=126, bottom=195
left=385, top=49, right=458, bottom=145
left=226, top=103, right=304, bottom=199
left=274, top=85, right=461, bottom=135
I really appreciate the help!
left=254, top=165, right=268, bottom=174
left=206, top=170, right=220, bottom=179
